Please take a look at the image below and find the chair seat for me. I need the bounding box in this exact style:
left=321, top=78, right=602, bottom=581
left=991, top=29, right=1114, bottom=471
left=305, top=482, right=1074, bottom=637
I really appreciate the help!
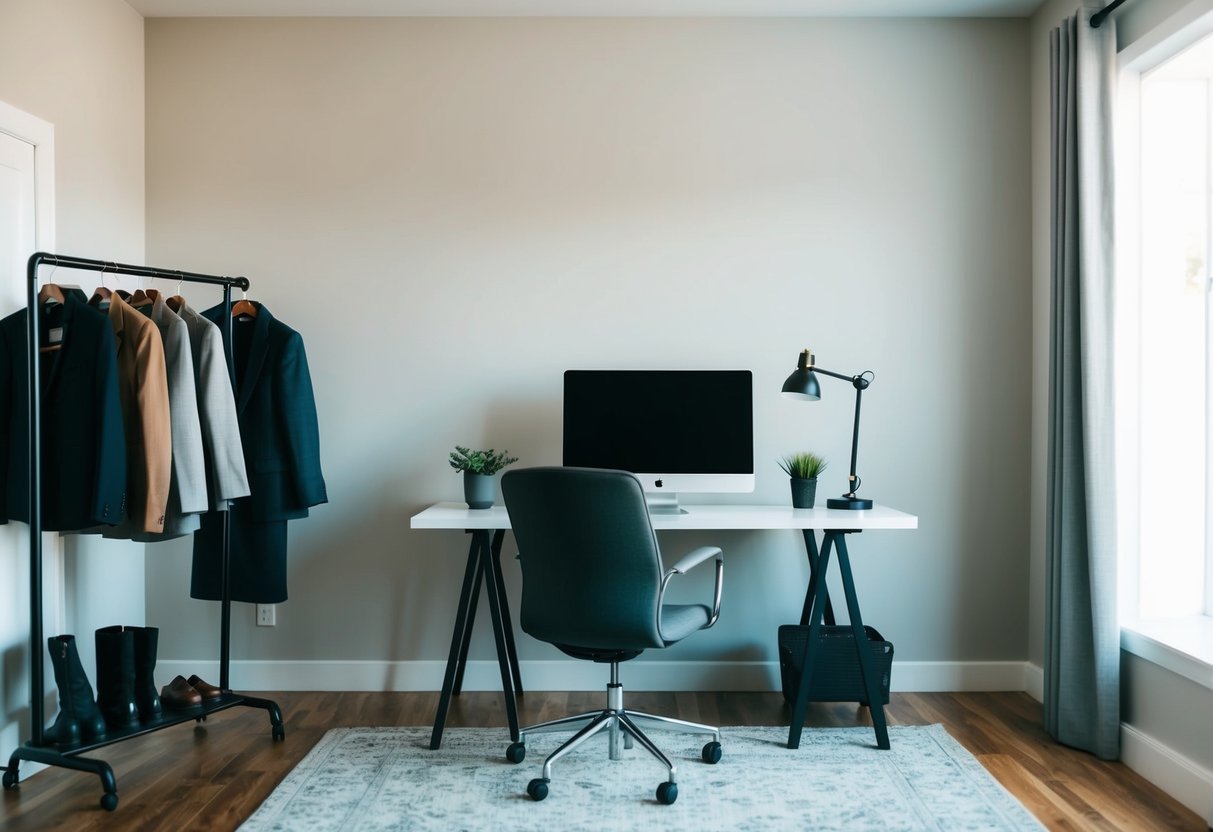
left=659, top=603, right=711, bottom=646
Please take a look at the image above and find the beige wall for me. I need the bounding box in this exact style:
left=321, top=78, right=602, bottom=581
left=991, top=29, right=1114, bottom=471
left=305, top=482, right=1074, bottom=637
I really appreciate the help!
left=145, top=17, right=1032, bottom=682
left=0, top=0, right=145, bottom=767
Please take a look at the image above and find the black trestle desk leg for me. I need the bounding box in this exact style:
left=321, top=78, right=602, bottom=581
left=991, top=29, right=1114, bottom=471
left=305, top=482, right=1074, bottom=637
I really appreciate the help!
left=834, top=533, right=890, bottom=750
left=787, top=534, right=834, bottom=749
left=800, top=529, right=836, bottom=627
left=430, top=531, right=484, bottom=750
left=480, top=533, right=520, bottom=742
left=452, top=532, right=486, bottom=696
left=488, top=529, right=523, bottom=695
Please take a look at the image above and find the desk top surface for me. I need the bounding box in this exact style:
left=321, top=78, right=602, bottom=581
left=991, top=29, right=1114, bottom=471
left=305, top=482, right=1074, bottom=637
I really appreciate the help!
left=410, top=502, right=918, bottom=531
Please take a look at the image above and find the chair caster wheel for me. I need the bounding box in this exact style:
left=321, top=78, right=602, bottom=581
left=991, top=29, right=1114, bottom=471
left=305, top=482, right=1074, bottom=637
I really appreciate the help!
left=656, top=781, right=678, bottom=805
left=701, top=741, right=722, bottom=764
left=526, top=778, right=549, bottom=801
left=272, top=725, right=285, bottom=741
left=100, top=791, right=119, bottom=811
left=2, top=768, right=18, bottom=790
left=505, top=742, right=525, bottom=764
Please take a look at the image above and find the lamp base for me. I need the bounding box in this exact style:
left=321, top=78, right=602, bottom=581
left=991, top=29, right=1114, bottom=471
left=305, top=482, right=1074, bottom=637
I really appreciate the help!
left=827, top=495, right=874, bottom=510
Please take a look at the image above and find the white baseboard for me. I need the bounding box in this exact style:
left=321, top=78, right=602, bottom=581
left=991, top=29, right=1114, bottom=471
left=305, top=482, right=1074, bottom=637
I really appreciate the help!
left=1121, top=722, right=1213, bottom=826
left=159, top=659, right=1038, bottom=694
left=1023, top=662, right=1044, bottom=702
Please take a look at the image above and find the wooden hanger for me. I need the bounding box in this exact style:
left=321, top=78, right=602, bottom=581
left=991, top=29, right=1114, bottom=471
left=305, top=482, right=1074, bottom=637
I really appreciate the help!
left=231, top=293, right=257, bottom=319
left=37, top=283, right=65, bottom=306
left=166, top=272, right=186, bottom=314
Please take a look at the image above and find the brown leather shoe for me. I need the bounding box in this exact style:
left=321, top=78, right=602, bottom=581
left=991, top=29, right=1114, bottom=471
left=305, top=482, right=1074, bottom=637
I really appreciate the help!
left=187, top=674, right=223, bottom=700
left=160, top=675, right=202, bottom=708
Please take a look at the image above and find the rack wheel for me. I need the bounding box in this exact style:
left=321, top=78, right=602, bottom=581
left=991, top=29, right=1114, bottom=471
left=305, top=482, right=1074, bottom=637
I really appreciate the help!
left=526, top=778, right=548, bottom=801
left=100, top=792, right=119, bottom=812
left=701, top=741, right=722, bottom=764
left=272, top=725, right=285, bottom=741
left=2, top=768, right=18, bottom=790
left=656, top=781, right=678, bottom=805
left=505, top=742, right=525, bottom=764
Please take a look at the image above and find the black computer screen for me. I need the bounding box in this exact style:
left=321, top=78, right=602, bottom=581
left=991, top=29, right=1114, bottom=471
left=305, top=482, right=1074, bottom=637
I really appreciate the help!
left=562, top=370, right=753, bottom=474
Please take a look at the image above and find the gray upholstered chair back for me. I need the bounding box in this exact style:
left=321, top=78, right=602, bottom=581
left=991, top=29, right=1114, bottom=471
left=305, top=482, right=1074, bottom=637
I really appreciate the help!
left=502, top=467, right=665, bottom=651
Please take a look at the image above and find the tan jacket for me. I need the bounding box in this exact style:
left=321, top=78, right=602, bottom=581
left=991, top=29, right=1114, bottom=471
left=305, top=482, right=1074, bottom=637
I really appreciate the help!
left=103, top=291, right=172, bottom=533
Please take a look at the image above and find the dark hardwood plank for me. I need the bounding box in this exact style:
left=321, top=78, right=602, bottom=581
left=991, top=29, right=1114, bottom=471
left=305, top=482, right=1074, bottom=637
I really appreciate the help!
left=1, top=691, right=1205, bottom=831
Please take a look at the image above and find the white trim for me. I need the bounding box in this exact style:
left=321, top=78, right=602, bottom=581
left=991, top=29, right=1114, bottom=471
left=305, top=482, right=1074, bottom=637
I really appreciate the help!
left=1023, top=661, right=1044, bottom=702
left=0, top=99, right=55, bottom=254
left=1121, top=722, right=1213, bottom=825
left=1119, top=0, right=1213, bottom=71
left=158, top=658, right=1037, bottom=694
left=1121, top=620, right=1213, bottom=691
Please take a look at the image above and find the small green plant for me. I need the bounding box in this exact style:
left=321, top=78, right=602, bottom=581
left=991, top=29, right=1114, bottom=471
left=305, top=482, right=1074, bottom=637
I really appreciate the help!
left=449, top=446, right=519, bottom=476
left=778, top=451, right=828, bottom=480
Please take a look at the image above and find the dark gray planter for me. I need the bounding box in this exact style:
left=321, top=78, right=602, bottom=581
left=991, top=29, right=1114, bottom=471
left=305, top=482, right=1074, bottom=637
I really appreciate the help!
left=789, top=477, right=818, bottom=509
left=463, top=472, right=496, bottom=510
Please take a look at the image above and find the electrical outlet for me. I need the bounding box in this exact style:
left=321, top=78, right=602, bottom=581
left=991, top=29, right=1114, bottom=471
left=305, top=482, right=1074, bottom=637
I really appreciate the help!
left=256, top=604, right=276, bottom=627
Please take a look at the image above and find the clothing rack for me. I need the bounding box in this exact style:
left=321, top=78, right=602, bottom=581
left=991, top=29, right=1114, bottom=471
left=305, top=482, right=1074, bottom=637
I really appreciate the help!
left=2, top=252, right=284, bottom=812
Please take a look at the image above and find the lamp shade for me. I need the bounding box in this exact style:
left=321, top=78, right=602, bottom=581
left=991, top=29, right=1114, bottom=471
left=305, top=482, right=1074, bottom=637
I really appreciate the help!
left=781, top=350, right=821, bottom=400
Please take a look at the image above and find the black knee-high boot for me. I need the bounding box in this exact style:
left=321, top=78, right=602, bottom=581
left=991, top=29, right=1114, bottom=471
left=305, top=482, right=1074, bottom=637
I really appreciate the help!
left=130, top=626, right=162, bottom=722
left=95, top=626, right=139, bottom=729
left=44, top=634, right=107, bottom=746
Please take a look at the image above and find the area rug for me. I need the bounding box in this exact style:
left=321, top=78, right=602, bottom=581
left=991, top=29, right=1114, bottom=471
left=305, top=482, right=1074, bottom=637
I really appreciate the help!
left=240, top=724, right=1044, bottom=831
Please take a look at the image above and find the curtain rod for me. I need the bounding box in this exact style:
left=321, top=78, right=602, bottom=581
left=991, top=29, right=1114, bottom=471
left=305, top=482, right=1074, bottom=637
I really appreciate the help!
left=1091, top=0, right=1130, bottom=28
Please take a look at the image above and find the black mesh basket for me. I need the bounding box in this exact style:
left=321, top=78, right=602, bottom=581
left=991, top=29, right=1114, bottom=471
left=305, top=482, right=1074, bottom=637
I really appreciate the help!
left=778, top=624, right=893, bottom=706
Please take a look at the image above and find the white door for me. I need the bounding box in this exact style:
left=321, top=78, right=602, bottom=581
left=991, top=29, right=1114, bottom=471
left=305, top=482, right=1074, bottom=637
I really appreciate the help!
left=0, top=109, right=61, bottom=760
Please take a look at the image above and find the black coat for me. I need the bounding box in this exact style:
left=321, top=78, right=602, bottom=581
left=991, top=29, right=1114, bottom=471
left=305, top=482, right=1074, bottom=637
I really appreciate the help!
left=0, top=294, right=127, bottom=531
left=191, top=302, right=326, bottom=603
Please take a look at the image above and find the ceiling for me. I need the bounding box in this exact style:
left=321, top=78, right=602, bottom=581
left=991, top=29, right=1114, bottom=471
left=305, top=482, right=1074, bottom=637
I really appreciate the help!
left=127, top=0, right=1043, bottom=18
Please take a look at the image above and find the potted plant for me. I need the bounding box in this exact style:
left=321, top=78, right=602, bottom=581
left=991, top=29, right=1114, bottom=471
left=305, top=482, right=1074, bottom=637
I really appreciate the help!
left=449, top=446, right=519, bottom=509
left=778, top=452, right=828, bottom=509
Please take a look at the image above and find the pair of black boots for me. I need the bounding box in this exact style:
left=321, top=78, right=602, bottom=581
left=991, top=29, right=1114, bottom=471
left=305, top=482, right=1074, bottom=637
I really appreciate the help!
left=45, top=626, right=162, bottom=747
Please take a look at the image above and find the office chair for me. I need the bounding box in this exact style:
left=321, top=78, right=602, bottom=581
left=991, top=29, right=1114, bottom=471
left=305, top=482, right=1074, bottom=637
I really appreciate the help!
left=500, top=466, right=724, bottom=806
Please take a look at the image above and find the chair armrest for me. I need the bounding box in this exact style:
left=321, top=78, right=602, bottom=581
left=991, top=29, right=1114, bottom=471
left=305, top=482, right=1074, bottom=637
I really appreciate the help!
left=659, top=546, right=724, bottom=630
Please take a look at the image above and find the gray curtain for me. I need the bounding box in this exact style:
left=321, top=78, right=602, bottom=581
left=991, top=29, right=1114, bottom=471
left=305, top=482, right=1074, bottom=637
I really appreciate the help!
left=1046, top=5, right=1119, bottom=761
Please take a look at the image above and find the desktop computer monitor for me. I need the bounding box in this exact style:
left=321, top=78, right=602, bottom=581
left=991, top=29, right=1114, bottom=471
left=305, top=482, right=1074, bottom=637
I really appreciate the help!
left=563, top=369, right=754, bottom=512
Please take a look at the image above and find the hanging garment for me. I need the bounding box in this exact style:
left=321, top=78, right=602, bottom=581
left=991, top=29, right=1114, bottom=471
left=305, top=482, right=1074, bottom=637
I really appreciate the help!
left=171, top=297, right=250, bottom=511
left=190, top=301, right=327, bottom=603
left=121, top=290, right=208, bottom=542
left=91, top=290, right=172, bottom=535
left=0, top=291, right=128, bottom=531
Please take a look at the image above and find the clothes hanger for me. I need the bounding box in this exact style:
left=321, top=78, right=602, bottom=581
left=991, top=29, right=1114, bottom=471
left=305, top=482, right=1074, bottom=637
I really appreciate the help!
left=166, top=272, right=186, bottom=314
left=38, top=263, right=65, bottom=353
left=231, top=287, right=257, bottom=320
left=89, top=264, right=114, bottom=308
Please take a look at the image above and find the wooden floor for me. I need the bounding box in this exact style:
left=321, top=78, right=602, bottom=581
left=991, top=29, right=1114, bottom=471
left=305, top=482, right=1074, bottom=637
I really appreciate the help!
left=0, top=690, right=1204, bottom=830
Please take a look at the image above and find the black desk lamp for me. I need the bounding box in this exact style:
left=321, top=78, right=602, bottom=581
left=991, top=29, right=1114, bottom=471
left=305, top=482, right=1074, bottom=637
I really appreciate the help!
left=781, top=348, right=875, bottom=510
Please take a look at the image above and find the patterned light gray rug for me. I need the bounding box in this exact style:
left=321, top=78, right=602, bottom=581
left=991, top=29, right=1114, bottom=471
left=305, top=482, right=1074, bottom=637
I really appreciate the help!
left=240, top=724, right=1044, bottom=831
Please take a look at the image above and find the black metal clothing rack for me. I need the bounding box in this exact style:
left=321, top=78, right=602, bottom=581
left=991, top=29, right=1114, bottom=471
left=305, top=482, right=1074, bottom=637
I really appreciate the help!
left=2, top=252, right=284, bottom=812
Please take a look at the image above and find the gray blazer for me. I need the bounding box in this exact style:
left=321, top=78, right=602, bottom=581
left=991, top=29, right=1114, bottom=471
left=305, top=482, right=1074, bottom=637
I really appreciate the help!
left=125, top=291, right=209, bottom=541
left=175, top=298, right=251, bottom=511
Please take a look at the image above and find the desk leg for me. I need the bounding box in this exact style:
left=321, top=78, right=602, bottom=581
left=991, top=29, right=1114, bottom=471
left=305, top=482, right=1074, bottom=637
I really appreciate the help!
left=489, top=529, right=524, bottom=695
left=834, top=533, right=890, bottom=750
left=787, top=534, right=834, bottom=749
left=481, top=530, right=520, bottom=742
left=800, top=529, right=836, bottom=627
left=452, top=545, right=484, bottom=696
left=430, top=531, right=485, bottom=750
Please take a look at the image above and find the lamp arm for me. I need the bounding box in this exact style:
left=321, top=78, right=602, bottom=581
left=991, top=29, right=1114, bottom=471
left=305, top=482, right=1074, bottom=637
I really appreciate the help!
left=812, top=366, right=874, bottom=496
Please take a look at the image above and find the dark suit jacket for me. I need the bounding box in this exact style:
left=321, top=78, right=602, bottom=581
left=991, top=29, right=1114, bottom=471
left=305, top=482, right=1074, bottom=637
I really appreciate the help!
left=0, top=294, right=127, bottom=531
left=192, top=301, right=326, bottom=602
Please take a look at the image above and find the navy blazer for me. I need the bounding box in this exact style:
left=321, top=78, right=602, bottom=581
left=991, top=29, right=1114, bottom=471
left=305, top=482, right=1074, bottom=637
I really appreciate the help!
left=0, top=294, right=127, bottom=531
left=200, top=301, right=327, bottom=521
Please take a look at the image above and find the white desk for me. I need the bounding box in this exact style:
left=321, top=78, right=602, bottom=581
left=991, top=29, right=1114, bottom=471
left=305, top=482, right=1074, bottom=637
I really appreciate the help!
left=411, top=501, right=918, bottom=751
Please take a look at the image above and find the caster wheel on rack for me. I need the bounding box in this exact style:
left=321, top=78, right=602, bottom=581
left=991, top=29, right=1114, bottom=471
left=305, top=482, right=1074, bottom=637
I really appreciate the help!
left=2, top=768, right=18, bottom=790
left=272, top=725, right=285, bottom=741
left=100, top=792, right=119, bottom=812
left=526, top=778, right=548, bottom=801
left=701, top=741, right=722, bottom=764
left=505, top=742, right=526, bottom=764
left=656, top=781, right=678, bottom=805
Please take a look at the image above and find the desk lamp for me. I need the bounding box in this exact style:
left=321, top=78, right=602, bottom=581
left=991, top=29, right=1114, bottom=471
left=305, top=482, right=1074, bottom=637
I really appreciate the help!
left=781, top=348, right=875, bottom=510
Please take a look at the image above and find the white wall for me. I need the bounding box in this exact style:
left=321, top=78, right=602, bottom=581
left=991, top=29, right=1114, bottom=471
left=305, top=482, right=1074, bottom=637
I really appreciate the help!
left=144, top=17, right=1032, bottom=688
left=0, top=0, right=145, bottom=762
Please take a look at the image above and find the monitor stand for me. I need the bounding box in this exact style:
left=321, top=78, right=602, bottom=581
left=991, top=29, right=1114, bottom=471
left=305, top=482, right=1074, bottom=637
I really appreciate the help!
left=645, top=493, right=688, bottom=516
